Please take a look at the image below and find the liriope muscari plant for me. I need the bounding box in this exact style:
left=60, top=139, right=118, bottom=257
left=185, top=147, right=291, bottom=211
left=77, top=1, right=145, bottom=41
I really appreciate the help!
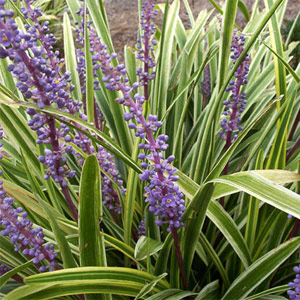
left=0, top=0, right=300, bottom=298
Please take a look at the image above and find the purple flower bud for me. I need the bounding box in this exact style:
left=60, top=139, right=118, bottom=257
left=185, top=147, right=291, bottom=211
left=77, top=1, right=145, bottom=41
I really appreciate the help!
left=124, top=113, right=132, bottom=121
left=39, top=156, right=46, bottom=163
left=132, top=82, right=139, bottom=89
left=128, top=123, right=136, bottom=129
left=138, top=153, right=146, bottom=160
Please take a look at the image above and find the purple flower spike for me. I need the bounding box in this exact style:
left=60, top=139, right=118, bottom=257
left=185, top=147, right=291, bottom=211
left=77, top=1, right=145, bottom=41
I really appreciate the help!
left=138, top=220, right=146, bottom=237
left=88, top=26, right=185, bottom=232
left=136, top=0, right=158, bottom=88
left=220, top=30, right=250, bottom=148
left=0, top=126, right=57, bottom=272
left=201, top=65, right=211, bottom=106
left=288, top=250, right=300, bottom=300
left=0, top=263, right=10, bottom=275
left=0, top=3, right=82, bottom=188
left=97, top=146, right=125, bottom=214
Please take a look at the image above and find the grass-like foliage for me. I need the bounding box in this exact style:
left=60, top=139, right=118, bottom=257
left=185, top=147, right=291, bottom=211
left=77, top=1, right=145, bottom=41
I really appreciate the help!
left=0, top=0, right=299, bottom=299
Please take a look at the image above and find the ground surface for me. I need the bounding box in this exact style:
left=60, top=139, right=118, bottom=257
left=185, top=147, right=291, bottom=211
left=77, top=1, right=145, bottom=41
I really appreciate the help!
left=103, top=0, right=300, bottom=60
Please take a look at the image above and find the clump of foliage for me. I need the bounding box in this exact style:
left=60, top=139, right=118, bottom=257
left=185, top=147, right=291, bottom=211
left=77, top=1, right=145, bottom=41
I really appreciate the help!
left=0, top=0, right=299, bottom=299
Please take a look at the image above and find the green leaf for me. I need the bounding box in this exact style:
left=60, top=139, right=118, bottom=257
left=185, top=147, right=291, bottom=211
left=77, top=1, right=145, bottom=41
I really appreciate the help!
left=2, top=267, right=172, bottom=300
left=221, top=237, right=300, bottom=299
left=183, top=183, right=215, bottom=280
left=245, top=285, right=289, bottom=300
left=264, top=0, right=287, bottom=106
left=208, top=0, right=223, bottom=14
left=195, top=280, right=220, bottom=300
left=79, top=155, right=104, bottom=267
left=241, top=97, right=289, bottom=170
left=154, top=234, right=173, bottom=276
left=153, top=0, right=180, bottom=119
left=84, top=4, right=95, bottom=124
left=0, top=57, right=17, bottom=91
left=177, top=170, right=300, bottom=218
left=65, top=0, right=81, bottom=23
left=205, top=98, right=277, bottom=181
left=238, top=0, right=250, bottom=21
left=254, top=170, right=300, bottom=184
left=264, top=0, right=288, bottom=169
left=103, top=233, right=147, bottom=269
left=85, top=0, right=132, bottom=154
left=125, top=46, right=138, bottom=84
left=0, top=106, right=39, bottom=175
left=79, top=155, right=109, bottom=300
left=135, top=236, right=164, bottom=261
left=192, top=0, right=287, bottom=183
left=217, top=0, right=238, bottom=91
left=37, top=197, right=77, bottom=269
left=199, top=233, right=230, bottom=288
left=266, top=92, right=295, bottom=168
left=207, top=201, right=252, bottom=268
left=63, top=12, right=82, bottom=101
left=261, top=41, right=300, bottom=84
left=245, top=150, right=263, bottom=253
left=4, top=284, right=58, bottom=300
left=212, top=172, right=300, bottom=219
left=145, top=289, right=196, bottom=300
left=134, top=273, right=168, bottom=300
left=123, top=138, right=140, bottom=266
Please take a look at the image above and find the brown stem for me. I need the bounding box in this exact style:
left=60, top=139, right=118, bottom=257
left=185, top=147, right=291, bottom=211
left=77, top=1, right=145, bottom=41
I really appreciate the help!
left=12, top=274, right=24, bottom=284
left=288, top=109, right=299, bottom=141
left=94, top=100, right=101, bottom=131
left=286, top=137, right=300, bottom=162
left=61, top=184, right=78, bottom=222
left=289, top=219, right=300, bottom=239
left=131, top=226, right=138, bottom=242
left=171, top=227, right=188, bottom=290
left=48, top=119, right=78, bottom=222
